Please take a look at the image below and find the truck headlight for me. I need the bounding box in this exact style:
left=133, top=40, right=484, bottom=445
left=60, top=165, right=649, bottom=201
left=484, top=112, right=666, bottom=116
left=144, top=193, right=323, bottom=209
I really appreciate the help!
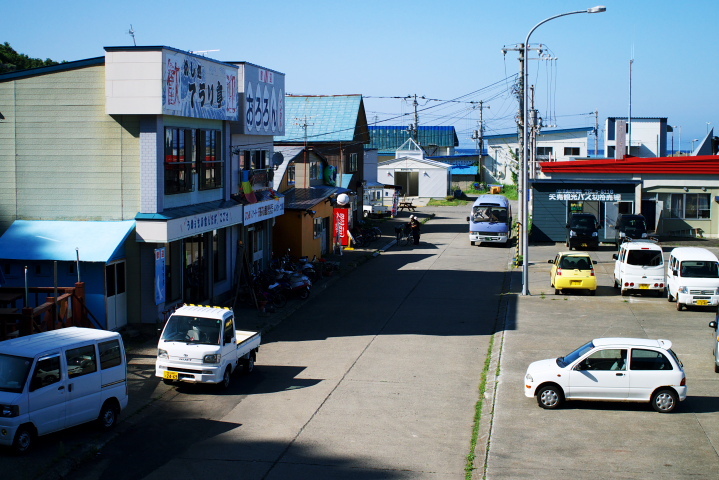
left=678, top=286, right=689, bottom=294
left=641, top=233, right=648, bottom=238
left=0, top=405, right=19, bottom=417
left=592, top=231, right=598, bottom=237
left=203, top=354, right=220, bottom=364
left=525, top=373, right=533, bottom=382
left=158, top=349, right=168, bottom=359
left=569, top=231, right=577, bottom=237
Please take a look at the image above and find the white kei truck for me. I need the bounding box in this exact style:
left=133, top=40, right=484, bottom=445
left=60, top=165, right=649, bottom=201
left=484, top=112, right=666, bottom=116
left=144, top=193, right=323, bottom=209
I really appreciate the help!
left=155, top=305, right=260, bottom=388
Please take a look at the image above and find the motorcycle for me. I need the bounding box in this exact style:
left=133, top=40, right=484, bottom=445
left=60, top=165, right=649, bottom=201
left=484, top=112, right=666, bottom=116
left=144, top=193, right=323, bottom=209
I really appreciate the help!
left=274, top=267, right=312, bottom=300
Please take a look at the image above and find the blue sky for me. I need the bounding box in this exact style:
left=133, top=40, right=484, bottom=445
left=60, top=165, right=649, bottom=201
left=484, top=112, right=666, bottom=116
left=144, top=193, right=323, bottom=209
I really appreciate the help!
left=4, top=0, right=717, bottom=150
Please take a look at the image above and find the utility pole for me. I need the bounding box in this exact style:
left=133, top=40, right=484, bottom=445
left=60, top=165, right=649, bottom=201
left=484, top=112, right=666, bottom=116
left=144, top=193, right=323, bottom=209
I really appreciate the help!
left=295, top=116, right=314, bottom=188
left=594, top=110, right=599, bottom=157
left=470, top=100, right=490, bottom=155
left=405, top=94, right=425, bottom=144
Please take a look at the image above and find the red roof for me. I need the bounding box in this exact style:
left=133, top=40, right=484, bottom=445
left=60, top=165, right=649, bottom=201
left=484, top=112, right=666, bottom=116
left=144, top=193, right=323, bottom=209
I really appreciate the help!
left=540, top=155, right=719, bottom=174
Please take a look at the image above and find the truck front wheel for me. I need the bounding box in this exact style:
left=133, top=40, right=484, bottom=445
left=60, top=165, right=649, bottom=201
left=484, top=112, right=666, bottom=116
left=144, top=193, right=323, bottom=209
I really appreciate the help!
left=242, top=355, right=255, bottom=374
left=221, top=366, right=232, bottom=389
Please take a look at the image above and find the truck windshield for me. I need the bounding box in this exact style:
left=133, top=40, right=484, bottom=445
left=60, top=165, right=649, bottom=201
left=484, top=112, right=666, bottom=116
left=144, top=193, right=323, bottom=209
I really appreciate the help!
left=472, top=206, right=508, bottom=224
left=680, top=261, right=719, bottom=278
left=0, top=353, right=33, bottom=393
left=161, top=315, right=223, bottom=345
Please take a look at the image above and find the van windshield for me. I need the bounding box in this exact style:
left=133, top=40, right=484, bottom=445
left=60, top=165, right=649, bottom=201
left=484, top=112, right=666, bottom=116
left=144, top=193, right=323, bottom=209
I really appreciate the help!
left=626, top=249, right=663, bottom=266
left=161, top=315, right=222, bottom=345
left=0, top=354, right=33, bottom=393
left=680, top=261, right=719, bottom=278
left=569, top=215, right=596, bottom=229
left=472, top=206, right=508, bottom=224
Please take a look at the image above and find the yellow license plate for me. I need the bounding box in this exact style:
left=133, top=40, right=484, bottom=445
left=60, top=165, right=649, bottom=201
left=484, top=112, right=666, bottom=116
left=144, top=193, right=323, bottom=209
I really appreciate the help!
left=570, top=280, right=581, bottom=285
left=697, top=300, right=709, bottom=306
left=163, top=371, right=179, bottom=380
left=639, top=284, right=649, bottom=289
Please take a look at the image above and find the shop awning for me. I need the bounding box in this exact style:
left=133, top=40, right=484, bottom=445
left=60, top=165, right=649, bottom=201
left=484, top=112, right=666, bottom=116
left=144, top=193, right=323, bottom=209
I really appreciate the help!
left=0, top=220, right=136, bottom=263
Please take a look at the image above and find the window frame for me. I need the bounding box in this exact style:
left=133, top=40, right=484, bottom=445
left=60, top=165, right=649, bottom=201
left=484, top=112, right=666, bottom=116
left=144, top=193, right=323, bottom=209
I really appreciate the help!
left=197, top=129, right=223, bottom=191
left=164, top=128, right=195, bottom=195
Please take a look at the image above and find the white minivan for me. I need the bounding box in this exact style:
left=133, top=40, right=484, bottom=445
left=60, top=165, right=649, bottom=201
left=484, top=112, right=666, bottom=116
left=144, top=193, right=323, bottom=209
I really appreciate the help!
left=613, top=239, right=666, bottom=297
left=666, top=247, right=719, bottom=311
left=0, top=327, right=128, bottom=453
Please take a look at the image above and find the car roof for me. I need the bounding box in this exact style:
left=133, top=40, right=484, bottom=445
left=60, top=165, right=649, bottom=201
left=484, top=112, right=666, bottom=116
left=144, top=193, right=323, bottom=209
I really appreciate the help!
left=669, top=247, right=719, bottom=262
left=592, top=338, right=672, bottom=350
left=557, top=251, right=591, bottom=257
left=620, top=240, right=662, bottom=250
left=0, top=327, right=121, bottom=357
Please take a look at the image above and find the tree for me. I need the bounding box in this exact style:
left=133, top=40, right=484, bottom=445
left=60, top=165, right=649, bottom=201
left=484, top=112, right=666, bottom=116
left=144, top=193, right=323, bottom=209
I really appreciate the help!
left=0, top=42, right=65, bottom=74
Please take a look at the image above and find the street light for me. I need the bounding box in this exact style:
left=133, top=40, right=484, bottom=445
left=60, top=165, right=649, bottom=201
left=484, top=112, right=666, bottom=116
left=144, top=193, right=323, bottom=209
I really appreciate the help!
left=692, top=139, right=699, bottom=152
left=520, top=6, right=606, bottom=296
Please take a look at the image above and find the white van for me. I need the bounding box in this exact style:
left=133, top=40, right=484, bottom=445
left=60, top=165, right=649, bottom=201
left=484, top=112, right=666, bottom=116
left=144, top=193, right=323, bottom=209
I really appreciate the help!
left=666, top=247, right=719, bottom=311
left=0, top=327, right=128, bottom=453
left=612, top=239, right=666, bottom=297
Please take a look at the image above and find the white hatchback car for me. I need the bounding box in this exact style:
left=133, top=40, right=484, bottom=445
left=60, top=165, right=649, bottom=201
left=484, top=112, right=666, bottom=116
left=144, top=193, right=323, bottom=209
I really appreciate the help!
left=524, top=338, right=687, bottom=413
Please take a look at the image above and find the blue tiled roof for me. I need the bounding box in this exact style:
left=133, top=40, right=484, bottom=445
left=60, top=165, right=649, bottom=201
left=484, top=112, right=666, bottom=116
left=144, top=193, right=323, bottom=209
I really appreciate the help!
left=368, top=126, right=459, bottom=151
left=274, top=95, right=369, bottom=144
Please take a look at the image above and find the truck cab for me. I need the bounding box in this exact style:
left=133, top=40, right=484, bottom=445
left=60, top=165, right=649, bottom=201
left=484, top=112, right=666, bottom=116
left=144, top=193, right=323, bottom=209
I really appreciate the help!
left=155, top=305, right=260, bottom=388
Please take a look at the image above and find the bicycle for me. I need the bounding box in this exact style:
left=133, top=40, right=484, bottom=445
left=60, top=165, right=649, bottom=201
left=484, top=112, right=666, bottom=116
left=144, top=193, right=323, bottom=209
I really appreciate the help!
left=396, top=225, right=413, bottom=247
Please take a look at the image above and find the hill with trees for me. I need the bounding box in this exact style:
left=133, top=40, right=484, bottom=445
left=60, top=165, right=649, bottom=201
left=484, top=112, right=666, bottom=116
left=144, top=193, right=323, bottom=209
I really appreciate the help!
left=0, top=42, right=65, bottom=73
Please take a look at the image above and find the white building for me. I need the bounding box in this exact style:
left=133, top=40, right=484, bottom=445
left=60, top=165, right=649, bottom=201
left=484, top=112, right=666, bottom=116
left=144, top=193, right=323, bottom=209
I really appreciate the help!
left=604, top=117, right=670, bottom=158
left=377, top=138, right=451, bottom=198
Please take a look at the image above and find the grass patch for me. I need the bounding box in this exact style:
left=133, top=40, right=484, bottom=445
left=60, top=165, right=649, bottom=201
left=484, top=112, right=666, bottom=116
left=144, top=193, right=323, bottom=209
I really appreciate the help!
left=465, top=333, right=494, bottom=479
left=428, top=197, right=472, bottom=206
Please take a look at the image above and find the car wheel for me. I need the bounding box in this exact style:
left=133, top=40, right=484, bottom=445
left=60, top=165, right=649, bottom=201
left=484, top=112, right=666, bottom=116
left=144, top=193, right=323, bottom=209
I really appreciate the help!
left=470, top=241, right=475, bottom=246
left=242, top=355, right=255, bottom=374
left=221, top=366, right=232, bottom=389
left=162, top=379, right=174, bottom=385
left=536, top=384, right=564, bottom=409
left=613, top=279, right=619, bottom=289
left=97, top=401, right=119, bottom=430
left=554, top=288, right=561, bottom=295
left=589, top=289, right=596, bottom=296
left=12, top=425, right=35, bottom=455
left=667, top=290, right=675, bottom=302
left=651, top=389, right=678, bottom=413
left=621, top=288, right=628, bottom=297
left=715, top=363, right=719, bottom=374
left=676, top=302, right=683, bottom=311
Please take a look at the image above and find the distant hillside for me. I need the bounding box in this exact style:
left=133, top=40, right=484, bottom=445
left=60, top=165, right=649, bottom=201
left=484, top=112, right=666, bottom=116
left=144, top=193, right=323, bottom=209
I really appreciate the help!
left=0, top=42, right=65, bottom=73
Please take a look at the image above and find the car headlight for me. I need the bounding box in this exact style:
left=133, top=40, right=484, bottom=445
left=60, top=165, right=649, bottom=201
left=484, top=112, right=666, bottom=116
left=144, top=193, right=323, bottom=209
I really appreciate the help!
left=158, top=349, right=168, bottom=359
left=525, top=373, right=533, bottom=382
left=678, top=286, right=688, bottom=294
left=641, top=233, right=647, bottom=238
left=592, top=231, right=598, bottom=237
left=203, top=354, right=220, bottom=364
left=569, top=230, right=577, bottom=237
left=0, top=405, right=19, bottom=417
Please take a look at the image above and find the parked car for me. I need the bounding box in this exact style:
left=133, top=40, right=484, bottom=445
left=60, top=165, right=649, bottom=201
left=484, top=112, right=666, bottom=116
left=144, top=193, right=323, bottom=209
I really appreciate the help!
left=566, top=213, right=601, bottom=250
left=612, top=238, right=665, bottom=297
left=614, top=213, right=648, bottom=246
left=524, top=338, right=687, bottom=413
left=709, top=317, right=719, bottom=373
left=548, top=251, right=598, bottom=295
left=666, top=247, right=719, bottom=311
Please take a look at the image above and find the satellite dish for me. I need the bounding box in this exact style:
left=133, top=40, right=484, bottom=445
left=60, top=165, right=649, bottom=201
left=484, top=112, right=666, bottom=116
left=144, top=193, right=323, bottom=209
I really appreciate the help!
left=272, top=152, right=284, bottom=169
left=336, top=193, right=350, bottom=206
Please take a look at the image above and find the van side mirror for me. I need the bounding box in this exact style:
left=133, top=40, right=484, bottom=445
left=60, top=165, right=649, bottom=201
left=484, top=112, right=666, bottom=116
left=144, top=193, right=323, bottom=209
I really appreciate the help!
left=592, top=260, right=598, bottom=265
left=710, top=321, right=717, bottom=329
left=597, top=224, right=603, bottom=229
left=466, top=216, right=470, bottom=222
left=612, top=254, right=618, bottom=260
left=548, top=259, right=554, bottom=264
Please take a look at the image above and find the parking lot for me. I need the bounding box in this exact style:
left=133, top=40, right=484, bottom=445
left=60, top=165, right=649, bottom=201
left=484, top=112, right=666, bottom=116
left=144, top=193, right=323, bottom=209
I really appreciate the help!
left=484, top=243, right=719, bottom=479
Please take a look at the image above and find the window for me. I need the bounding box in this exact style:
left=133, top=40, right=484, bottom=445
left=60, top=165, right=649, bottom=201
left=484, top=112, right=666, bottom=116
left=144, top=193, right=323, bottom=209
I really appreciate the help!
left=164, top=128, right=195, bottom=194
left=223, top=317, right=234, bottom=344
left=198, top=130, right=222, bottom=190
left=66, top=345, right=97, bottom=378
left=313, top=217, right=322, bottom=238
left=348, top=153, right=358, bottom=172
left=99, top=340, right=122, bottom=369
left=287, top=163, right=296, bottom=185
left=580, top=349, right=627, bottom=371
left=563, top=147, right=580, bottom=156
left=30, top=355, right=61, bottom=391
left=537, top=147, right=553, bottom=157
left=630, top=349, right=673, bottom=370
left=661, top=193, right=711, bottom=219
left=309, top=160, right=321, bottom=180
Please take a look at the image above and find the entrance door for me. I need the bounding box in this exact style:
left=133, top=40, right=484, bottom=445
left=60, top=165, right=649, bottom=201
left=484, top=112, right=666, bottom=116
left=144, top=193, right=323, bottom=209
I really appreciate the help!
left=105, top=261, right=127, bottom=330
left=184, top=234, right=208, bottom=303
left=394, top=172, right=419, bottom=196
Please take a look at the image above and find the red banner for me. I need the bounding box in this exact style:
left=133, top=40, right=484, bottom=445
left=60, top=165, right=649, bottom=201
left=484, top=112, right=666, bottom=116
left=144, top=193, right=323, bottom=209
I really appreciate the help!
left=334, top=208, right=350, bottom=246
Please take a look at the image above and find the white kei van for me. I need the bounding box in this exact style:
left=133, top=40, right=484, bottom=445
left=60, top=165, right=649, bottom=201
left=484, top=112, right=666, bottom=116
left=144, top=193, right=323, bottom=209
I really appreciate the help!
left=0, top=327, right=128, bottom=453
left=666, top=247, right=719, bottom=311
left=612, top=239, right=666, bottom=297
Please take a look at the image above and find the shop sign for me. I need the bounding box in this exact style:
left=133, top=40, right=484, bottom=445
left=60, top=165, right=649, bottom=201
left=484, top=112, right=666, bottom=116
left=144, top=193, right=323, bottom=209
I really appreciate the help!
left=244, top=197, right=285, bottom=226
left=334, top=208, right=350, bottom=246
left=549, top=189, right=622, bottom=201
left=154, top=248, right=166, bottom=305
left=163, top=51, right=239, bottom=121
left=242, top=64, right=285, bottom=135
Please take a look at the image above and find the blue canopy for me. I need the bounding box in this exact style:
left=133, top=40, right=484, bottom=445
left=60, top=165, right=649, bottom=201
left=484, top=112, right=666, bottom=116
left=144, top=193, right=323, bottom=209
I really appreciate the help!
left=0, top=220, right=135, bottom=263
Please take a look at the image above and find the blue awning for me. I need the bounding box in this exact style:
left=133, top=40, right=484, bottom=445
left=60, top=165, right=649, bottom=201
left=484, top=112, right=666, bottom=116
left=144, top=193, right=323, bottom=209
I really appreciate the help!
left=0, top=220, right=136, bottom=263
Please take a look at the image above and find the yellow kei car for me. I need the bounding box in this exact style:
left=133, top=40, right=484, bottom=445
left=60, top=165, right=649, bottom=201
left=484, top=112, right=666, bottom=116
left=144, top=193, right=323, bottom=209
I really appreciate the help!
left=548, top=252, right=598, bottom=295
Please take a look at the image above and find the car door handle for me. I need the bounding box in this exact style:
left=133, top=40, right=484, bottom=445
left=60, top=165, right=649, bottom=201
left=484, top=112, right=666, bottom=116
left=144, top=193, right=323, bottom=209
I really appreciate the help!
left=58, top=385, right=65, bottom=390
left=615, top=373, right=625, bottom=376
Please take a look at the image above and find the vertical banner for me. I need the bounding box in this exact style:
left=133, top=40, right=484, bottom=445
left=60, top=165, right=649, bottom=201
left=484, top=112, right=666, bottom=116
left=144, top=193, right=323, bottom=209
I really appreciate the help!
left=155, top=247, right=166, bottom=305
left=391, top=190, right=400, bottom=217
left=334, top=208, right=350, bottom=246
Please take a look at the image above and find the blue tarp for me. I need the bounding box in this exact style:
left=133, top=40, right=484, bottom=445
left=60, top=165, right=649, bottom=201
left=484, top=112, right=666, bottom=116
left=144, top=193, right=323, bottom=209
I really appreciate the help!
left=0, top=220, right=135, bottom=263
left=450, top=165, right=478, bottom=175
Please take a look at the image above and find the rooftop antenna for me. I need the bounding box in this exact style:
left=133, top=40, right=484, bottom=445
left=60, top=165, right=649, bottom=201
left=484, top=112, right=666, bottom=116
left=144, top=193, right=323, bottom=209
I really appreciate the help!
left=128, top=25, right=136, bottom=46
left=190, top=49, right=220, bottom=57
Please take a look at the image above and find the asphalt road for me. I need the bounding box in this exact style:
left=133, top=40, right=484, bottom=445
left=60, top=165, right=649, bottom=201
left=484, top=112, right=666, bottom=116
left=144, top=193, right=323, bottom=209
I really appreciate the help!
left=62, top=205, right=514, bottom=479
